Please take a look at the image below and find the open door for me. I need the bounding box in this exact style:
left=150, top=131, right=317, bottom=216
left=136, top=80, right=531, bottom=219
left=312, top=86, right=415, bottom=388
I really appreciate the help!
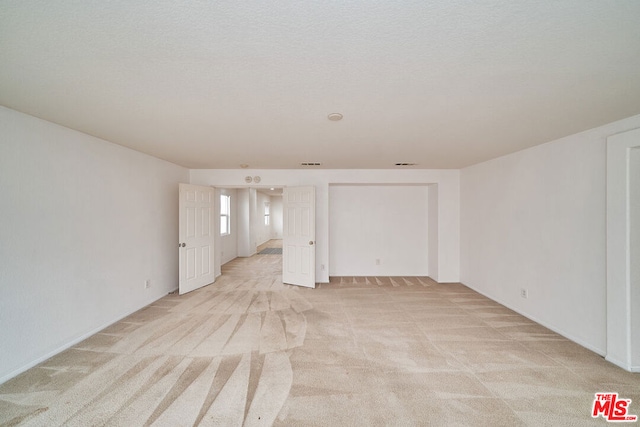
left=283, top=186, right=316, bottom=288
left=179, top=183, right=216, bottom=294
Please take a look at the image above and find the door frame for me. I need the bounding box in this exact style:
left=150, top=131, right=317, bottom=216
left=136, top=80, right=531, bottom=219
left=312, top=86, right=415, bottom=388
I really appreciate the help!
left=215, top=186, right=285, bottom=273
left=606, top=128, right=640, bottom=372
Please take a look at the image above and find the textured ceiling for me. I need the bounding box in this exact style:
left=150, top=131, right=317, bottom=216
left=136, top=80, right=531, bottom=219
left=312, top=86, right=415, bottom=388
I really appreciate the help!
left=1, top=1, right=640, bottom=169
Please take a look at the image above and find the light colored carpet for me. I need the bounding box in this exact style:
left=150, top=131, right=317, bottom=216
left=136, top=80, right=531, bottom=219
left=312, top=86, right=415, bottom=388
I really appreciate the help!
left=1, top=254, right=639, bottom=426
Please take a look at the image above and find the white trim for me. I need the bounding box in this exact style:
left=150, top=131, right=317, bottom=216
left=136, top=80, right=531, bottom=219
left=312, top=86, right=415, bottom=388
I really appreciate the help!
left=606, top=128, right=640, bottom=372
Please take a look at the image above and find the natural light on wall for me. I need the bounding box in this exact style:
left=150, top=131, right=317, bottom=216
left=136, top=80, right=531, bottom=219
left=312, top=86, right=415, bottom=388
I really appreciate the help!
left=220, top=194, right=230, bottom=235
left=264, top=202, right=270, bottom=226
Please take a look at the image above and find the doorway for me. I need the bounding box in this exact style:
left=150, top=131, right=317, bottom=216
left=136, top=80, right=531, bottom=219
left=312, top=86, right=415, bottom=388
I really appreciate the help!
left=217, top=187, right=284, bottom=270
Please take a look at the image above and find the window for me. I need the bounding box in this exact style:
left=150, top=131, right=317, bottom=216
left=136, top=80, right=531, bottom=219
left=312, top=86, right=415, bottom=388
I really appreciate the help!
left=264, top=202, right=270, bottom=226
left=220, top=195, right=230, bottom=235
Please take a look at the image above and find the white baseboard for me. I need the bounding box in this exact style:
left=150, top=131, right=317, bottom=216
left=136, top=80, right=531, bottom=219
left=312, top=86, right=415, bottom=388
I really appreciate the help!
left=0, top=292, right=170, bottom=385
left=605, top=355, right=640, bottom=373
left=462, top=282, right=606, bottom=357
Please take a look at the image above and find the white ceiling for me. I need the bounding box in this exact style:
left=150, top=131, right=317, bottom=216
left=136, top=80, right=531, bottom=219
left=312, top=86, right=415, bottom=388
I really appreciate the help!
left=2, top=1, right=640, bottom=169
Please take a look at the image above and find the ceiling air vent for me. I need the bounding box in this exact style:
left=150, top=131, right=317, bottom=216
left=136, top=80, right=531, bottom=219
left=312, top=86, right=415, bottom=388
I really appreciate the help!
left=300, top=162, right=322, bottom=166
left=395, top=162, right=418, bottom=166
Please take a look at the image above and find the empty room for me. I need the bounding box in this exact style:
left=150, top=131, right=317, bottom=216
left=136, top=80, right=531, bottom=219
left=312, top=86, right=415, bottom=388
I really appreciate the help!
left=1, top=1, right=640, bottom=426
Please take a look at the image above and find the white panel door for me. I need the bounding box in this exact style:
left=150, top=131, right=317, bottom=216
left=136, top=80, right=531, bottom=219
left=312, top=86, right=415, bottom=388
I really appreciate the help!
left=179, top=183, right=216, bottom=295
left=283, top=186, right=316, bottom=288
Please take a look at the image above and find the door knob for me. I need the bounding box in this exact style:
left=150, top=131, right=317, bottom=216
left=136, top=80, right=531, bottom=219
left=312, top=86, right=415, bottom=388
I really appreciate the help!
left=309, top=241, right=314, bottom=245
left=179, top=243, right=186, bottom=247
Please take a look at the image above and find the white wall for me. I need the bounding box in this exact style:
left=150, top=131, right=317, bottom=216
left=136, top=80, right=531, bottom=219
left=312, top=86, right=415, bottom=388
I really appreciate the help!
left=460, top=114, right=640, bottom=355
left=255, top=191, right=272, bottom=246
left=190, top=169, right=460, bottom=283
left=0, top=107, right=188, bottom=383
left=329, top=185, right=429, bottom=276
left=236, top=188, right=251, bottom=257
left=428, top=184, right=439, bottom=280
left=233, top=190, right=283, bottom=256
left=270, top=195, right=283, bottom=239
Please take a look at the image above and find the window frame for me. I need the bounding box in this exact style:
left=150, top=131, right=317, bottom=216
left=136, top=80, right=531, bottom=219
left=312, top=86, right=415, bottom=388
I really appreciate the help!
left=220, top=194, right=231, bottom=236
left=264, top=202, right=270, bottom=226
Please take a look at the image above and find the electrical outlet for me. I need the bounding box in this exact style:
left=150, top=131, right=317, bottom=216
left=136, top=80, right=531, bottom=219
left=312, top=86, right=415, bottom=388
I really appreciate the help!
left=520, top=288, right=528, bottom=299
left=145, top=279, right=151, bottom=289
left=375, top=259, right=380, bottom=265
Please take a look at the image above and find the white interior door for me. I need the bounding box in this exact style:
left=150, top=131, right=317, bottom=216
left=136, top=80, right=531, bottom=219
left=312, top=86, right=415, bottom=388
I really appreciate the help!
left=179, top=183, right=216, bottom=295
left=283, top=186, right=316, bottom=288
